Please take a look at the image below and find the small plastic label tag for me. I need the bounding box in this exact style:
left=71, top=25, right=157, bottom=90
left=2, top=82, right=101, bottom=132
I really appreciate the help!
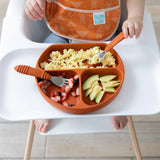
left=93, top=12, right=105, bottom=25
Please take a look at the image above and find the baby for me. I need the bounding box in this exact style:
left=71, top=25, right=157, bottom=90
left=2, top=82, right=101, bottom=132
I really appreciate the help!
left=25, top=0, right=145, bottom=133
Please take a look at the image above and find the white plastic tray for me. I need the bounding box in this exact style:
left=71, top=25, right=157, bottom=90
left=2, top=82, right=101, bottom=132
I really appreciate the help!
left=0, top=44, right=160, bottom=121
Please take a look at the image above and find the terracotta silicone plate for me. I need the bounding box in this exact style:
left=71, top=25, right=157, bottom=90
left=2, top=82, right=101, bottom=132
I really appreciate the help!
left=35, top=43, right=124, bottom=114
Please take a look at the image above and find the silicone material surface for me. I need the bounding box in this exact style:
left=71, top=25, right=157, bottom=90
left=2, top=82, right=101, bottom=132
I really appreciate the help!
left=35, top=43, right=125, bottom=114
left=105, top=31, right=125, bottom=52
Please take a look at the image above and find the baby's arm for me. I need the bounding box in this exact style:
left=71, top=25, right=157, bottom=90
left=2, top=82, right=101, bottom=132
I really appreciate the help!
left=25, top=0, right=45, bottom=20
left=122, top=0, right=145, bottom=39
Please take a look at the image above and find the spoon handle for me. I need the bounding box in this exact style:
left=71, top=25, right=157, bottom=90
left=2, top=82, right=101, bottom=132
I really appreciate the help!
left=14, top=65, right=51, bottom=80
left=105, top=31, right=125, bottom=52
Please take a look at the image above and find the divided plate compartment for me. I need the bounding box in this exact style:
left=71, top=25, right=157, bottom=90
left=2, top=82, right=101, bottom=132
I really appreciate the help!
left=35, top=43, right=125, bottom=114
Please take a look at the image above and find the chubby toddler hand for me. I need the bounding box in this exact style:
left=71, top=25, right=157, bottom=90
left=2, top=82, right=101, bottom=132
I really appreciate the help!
left=122, top=17, right=143, bottom=39
left=25, top=0, right=46, bottom=20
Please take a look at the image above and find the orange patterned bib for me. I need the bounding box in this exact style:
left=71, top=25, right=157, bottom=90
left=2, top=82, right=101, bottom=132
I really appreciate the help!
left=45, top=0, right=120, bottom=41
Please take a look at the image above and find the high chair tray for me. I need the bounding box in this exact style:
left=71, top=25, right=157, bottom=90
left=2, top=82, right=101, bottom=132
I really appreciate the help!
left=0, top=44, right=160, bottom=121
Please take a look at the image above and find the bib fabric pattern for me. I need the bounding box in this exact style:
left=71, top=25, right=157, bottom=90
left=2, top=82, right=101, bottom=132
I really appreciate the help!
left=45, top=0, right=120, bottom=41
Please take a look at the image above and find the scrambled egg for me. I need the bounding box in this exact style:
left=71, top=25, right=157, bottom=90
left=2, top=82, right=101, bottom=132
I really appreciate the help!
left=40, top=46, right=116, bottom=70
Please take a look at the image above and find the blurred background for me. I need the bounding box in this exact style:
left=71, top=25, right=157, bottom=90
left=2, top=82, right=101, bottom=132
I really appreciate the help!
left=0, top=0, right=160, bottom=160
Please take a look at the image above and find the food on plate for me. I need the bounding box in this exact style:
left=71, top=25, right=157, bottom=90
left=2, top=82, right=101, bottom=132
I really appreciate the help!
left=38, top=46, right=120, bottom=108
left=38, top=74, right=79, bottom=107
left=40, top=46, right=116, bottom=70
left=85, top=81, right=99, bottom=97
left=103, top=87, right=116, bottom=93
left=89, top=84, right=102, bottom=101
left=82, top=74, right=99, bottom=91
left=83, top=74, right=120, bottom=103
left=88, top=51, right=116, bottom=66
left=102, top=81, right=120, bottom=89
left=99, top=75, right=116, bottom=82
left=95, top=91, right=105, bottom=104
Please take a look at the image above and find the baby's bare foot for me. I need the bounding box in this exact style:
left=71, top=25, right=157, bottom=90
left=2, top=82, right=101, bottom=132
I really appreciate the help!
left=111, top=116, right=128, bottom=130
left=34, top=119, right=51, bottom=133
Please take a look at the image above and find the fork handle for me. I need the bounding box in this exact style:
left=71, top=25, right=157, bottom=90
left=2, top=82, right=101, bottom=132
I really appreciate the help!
left=14, top=65, right=51, bottom=80
left=105, top=31, right=125, bottom=52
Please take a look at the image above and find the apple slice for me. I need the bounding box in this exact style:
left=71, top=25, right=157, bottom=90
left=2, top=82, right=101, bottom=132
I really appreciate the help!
left=82, top=74, right=99, bottom=90
left=95, top=90, right=105, bottom=103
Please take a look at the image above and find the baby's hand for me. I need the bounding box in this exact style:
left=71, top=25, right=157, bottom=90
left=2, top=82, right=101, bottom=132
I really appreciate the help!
left=25, top=0, right=45, bottom=20
left=122, top=17, right=143, bottom=39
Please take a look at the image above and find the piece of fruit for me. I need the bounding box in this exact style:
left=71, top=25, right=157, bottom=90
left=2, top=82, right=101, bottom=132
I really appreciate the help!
left=89, top=85, right=102, bottom=101
left=68, top=79, right=74, bottom=88
left=51, top=96, right=61, bottom=102
left=102, top=82, right=120, bottom=89
left=61, top=92, right=67, bottom=101
left=95, top=90, right=105, bottom=103
left=103, top=87, right=116, bottom=93
left=74, top=79, right=79, bottom=85
left=57, top=91, right=61, bottom=96
left=76, top=87, right=80, bottom=96
left=61, top=92, right=67, bottom=97
left=109, top=80, right=120, bottom=84
left=91, top=81, right=99, bottom=89
left=61, top=85, right=66, bottom=91
left=85, top=81, right=99, bottom=97
left=71, top=91, right=77, bottom=97
left=83, top=74, right=120, bottom=103
left=61, top=96, right=67, bottom=102
left=50, top=91, right=58, bottom=97
left=100, top=75, right=116, bottom=82
left=73, top=75, right=79, bottom=80
left=39, top=81, right=44, bottom=88
left=85, top=88, right=92, bottom=97
left=62, top=101, right=68, bottom=106
left=82, top=74, right=99, bottom=90
left=65, top=85, right=71, bottom=93
left=50, top=91, right=54, bottom=97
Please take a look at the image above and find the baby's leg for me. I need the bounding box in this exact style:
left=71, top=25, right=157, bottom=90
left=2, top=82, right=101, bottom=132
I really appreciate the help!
left=111, top=116, right=128, bottom=130
left=34, top=119, right=51, bottom=133
left=44, top=32, right=69, bottom=43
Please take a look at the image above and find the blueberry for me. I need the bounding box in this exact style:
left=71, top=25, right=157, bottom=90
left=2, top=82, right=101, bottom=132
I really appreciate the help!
left=57, top=92, right=61, bottom=96
left=74, top=79, right=79, bottom=85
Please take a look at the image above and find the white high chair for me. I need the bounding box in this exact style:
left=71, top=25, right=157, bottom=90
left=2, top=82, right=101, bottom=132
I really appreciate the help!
left=0, top=0, right=160, bottom=160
